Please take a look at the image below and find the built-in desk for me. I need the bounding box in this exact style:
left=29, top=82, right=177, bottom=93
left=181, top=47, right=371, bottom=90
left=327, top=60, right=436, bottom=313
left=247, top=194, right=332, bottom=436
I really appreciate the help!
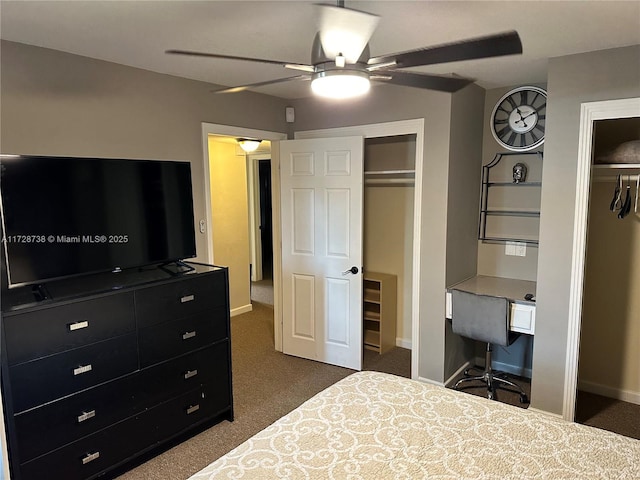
left=445, top=275, right=536, bottom=335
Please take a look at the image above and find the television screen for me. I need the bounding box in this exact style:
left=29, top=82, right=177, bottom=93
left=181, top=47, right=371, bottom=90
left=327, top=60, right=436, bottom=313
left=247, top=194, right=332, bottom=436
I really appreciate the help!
left=0, top=155, right=196, bottom=287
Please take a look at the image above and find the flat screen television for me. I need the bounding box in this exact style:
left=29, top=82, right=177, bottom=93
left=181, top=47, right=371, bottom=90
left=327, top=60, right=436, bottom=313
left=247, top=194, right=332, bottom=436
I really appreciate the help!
left=0, top=154, right=197, bottom=288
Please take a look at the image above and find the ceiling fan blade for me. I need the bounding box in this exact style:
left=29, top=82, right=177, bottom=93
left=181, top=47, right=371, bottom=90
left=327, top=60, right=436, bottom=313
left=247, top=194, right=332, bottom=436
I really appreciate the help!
left=317, top=4, right=380, bottom=63
left=368, top=31, right=522, bottom=69
left=166, top=49, right=314, bottom=72
left=212, top=75, right=310, bottom=94
left=372, top=71, right=474, bottom=93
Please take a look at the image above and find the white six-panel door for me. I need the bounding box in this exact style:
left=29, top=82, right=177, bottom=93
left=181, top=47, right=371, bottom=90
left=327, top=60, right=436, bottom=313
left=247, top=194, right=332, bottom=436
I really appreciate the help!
left=279, top=137, right=363, bottom=370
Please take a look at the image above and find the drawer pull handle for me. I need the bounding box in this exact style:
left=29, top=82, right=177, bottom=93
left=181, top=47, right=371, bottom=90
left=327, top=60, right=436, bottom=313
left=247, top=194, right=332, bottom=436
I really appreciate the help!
left=73, top=364, right=93, bottom=376
left=69, top=320, right=89, bottom=331
left=184, top=369, right=198, bottom=380
left=186, top=404, right=200, bottom=415
left=77, top=410, right=96, bottom=423
left=181, top=294, right=195, bottom=303
left=182, top=331, right=196, bottom=340
left=82, top=451, right=100, bottom=465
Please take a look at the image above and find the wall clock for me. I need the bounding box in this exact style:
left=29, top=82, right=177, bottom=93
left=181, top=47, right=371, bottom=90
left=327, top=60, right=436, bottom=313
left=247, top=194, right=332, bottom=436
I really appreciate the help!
left=490, top=86, right=547, bottom=152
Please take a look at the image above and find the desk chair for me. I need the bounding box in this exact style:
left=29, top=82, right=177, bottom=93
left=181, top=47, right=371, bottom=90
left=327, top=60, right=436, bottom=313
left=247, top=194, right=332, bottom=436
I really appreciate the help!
left=451, top=289, right=529, bottom=403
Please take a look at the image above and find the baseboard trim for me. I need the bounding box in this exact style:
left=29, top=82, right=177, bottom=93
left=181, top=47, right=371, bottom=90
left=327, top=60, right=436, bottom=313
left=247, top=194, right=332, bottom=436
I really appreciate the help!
left=578, top=380, right=640, bottom=405
left=444, top=360, right=474, bottom=388
left=396, top=337, right=412, bottom=349
left=230, top=304, right=253, bottom=317
left=475, top=356, right=532, bottom=379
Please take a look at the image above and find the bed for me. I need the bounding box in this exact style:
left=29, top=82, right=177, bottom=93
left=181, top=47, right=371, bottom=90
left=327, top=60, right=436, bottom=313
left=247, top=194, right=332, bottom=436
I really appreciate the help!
left=189, top=371, right=640, bottom=479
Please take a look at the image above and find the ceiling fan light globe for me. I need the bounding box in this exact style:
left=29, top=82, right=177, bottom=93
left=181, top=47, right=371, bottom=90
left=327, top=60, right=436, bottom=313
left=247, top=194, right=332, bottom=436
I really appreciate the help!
left=238, top=139, right=262, bottom=153
left=311, top=70, right=370, bottom=99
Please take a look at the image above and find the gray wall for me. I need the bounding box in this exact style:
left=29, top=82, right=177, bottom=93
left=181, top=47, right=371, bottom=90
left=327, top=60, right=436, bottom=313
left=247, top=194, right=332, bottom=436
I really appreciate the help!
left=444, top=84, right=485, bottom=380
left=532, top=45, right=640, bottom=414
left=445, top=83, right=485, bottom=287
left=477, top=85, right=546, bottom=281
left=6, top=39, right=638, bottom=413
left=2, top=39, right=460, bottom=384
left=0, top=40, right=289, bottom=264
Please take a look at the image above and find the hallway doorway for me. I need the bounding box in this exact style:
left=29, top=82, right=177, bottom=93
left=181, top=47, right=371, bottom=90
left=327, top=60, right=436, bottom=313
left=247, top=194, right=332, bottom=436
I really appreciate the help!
left=249, top=154, right=274, bottom=306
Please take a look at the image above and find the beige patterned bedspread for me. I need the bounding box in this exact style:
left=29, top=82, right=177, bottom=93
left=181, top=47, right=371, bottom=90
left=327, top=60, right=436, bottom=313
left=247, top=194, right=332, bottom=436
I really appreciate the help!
left=189, top=371, right=640, bottom=479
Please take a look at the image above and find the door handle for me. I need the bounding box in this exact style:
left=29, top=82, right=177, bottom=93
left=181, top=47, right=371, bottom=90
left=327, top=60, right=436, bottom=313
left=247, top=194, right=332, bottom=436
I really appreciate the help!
left=342, top=266, right=359, bottom=275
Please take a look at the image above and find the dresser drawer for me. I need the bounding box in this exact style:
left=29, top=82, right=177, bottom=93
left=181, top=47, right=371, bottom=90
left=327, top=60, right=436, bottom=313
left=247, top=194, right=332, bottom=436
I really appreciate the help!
left=135, top=272, right=227, bottom=328
left=4, top=293, right=135, bottom=365
left=14, top=343, right=230, bottom=464
left=137, top=342, right=230, bottom=407
left=147, top=383, right=232, bottom=446
left=9, top=334, right=138, bottom=413
left=138, top=306, right=228, bottom=367
left=14, top=373, right=140, bottom=463
left=19, top=413, right=147, bottom=480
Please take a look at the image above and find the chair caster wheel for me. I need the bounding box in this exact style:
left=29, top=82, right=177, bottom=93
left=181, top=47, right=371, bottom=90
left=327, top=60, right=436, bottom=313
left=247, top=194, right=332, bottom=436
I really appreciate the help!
left=520, top=394, right=529, bottom=404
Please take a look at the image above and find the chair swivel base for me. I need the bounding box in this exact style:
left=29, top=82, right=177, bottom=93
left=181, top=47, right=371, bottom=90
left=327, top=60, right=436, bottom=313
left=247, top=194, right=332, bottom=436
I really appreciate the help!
left=455, top=371, right=529, bottom=403
left=454, top=343, right=528, bottom=404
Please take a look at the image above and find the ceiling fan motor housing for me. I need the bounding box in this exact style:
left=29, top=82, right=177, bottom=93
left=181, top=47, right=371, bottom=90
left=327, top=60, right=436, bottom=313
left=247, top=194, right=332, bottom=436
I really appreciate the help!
left=311, top=32, right=371, bottom=67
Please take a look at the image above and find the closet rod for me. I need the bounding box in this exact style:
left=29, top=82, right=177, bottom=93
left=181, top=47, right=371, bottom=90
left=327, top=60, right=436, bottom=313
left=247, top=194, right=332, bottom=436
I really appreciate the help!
left=365, top=178, right=415, bottom=186
left=594, top=174, right=639, bottom=183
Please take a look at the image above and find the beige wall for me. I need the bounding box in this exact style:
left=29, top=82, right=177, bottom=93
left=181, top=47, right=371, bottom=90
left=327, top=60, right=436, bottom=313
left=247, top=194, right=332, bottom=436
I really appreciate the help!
left=0, top=40, right=288, bottom=266
left=533, top=45, right=640, bottom=414
left=579, top=181, right=640, bottom=395
left=208, top=138, right=251, bottom=314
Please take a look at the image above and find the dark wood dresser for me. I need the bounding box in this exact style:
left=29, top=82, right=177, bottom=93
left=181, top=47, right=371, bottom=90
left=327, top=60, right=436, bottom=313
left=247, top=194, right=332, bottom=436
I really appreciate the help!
left=0, top=262, right=233, bottom=480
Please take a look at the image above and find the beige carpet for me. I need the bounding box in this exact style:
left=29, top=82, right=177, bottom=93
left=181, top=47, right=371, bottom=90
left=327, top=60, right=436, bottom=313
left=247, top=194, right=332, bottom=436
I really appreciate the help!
left=116, top=302, right=410, bottom=479
left=576, top=390, right=640, bottom=440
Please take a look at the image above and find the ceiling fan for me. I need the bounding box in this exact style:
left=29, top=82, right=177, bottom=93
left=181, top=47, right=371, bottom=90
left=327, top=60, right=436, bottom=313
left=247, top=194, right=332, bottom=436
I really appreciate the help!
left=166, top=2, right=523, bottom=99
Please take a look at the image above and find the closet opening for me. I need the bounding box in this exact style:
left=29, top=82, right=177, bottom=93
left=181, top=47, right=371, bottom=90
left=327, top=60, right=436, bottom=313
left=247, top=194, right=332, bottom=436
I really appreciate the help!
left=362, top=134, right=415, bottom=377
left=576, top=116, right=640, bottom=439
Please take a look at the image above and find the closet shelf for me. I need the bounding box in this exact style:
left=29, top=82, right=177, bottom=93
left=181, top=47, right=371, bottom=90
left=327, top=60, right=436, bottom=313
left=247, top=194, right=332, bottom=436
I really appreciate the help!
left=479, top=236, right=539, bottom=245
left=486, top=181, right=542, bottom=187
left=593, top=163, right=640, bottom=170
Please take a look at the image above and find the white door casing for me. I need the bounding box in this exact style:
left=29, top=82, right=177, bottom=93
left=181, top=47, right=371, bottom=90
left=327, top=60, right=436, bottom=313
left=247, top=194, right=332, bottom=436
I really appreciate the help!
left=280, top=136, right=364, bottom=370
left=564, top=97, right=640, bottom=421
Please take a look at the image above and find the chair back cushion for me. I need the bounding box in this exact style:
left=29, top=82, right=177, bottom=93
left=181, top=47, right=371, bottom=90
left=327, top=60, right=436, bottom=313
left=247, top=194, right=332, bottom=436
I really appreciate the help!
left=451, top=289, right=509, bottom=346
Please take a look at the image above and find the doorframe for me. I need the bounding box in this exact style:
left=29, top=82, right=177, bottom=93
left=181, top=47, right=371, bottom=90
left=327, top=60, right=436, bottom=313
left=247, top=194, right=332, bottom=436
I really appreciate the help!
left=294, top=118, right=424, bottom=378
left=247, top=152, right=272, bottom=282
left=563, top=97, right=640, bottom=421
left=201, top=123, right=287, bottom=264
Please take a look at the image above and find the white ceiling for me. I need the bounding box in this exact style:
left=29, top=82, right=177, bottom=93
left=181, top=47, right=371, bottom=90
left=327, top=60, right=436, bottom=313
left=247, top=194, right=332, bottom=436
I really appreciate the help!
left=1, top=1, right=639, bottom=99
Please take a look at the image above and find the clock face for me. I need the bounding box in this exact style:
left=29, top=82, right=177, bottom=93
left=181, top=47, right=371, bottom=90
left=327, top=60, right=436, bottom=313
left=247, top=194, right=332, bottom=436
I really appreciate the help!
left=491, top=86, right=547, bottom=152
